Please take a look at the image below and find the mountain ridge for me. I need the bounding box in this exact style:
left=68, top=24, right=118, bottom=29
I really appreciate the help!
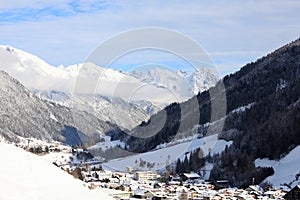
left=0, top=70, right=121, bottom=146
left=0, top=44, right=220, bottom=129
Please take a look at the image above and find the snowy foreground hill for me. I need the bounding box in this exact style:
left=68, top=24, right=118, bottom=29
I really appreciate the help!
left=0, top=142, right=113, bottom=200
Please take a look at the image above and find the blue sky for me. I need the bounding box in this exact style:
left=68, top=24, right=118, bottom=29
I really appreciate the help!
left=1, top=0, right=300, bottom=75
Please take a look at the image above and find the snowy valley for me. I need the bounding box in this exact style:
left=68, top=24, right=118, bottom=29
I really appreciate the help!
left=0, top=38, right=300, bottom=200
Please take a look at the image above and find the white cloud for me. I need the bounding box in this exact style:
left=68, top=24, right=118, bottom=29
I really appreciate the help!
left=0, top=0, right=300, bottom=74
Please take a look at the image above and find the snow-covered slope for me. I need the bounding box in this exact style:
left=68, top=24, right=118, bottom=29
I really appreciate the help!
left=129, top=67, right=193, bottom=99
left=0, top=142, right=112, bottom=200
left=101, top=134, right=232, bottom=171
left=129, top=67, right=220, bottom=96
left=255, top=145, right=300, bottom=188
left=184, top=68, right=221, bottom=94
left=0, top=70, right=120, bottom=145
left=36, top=90, right=149, bottom=130
left=0, top=45, right=74, bottom=92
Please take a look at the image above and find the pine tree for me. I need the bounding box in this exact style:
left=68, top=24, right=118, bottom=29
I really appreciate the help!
left=176, top=158, right=182, bottom=174
left=183, top=155, right=190, bottom=173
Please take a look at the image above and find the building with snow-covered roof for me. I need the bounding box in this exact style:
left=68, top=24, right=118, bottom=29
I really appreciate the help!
left=181, top=172, right=201, bottom=181
left=245, top=185, right=264, bottom=195
left=134, top=171, right=158, bottom=181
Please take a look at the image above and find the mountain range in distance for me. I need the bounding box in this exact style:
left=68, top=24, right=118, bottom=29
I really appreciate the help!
left=0, top=45, right=220, bottom=130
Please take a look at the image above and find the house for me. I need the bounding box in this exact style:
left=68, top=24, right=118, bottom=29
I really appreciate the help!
left=148, top=189, right=167, bottom=200
left=133, top=188, right=151, bottom=199
left=215, top=180, right=229, bottom=189
left=245, top=185, right=264, bottom=195
left=181, top=173, right=201, bottom=181
left=283, top=184, right=300, bottom=200
left=134, top=171, right=158, bottom=181
left=265, top=190, right=276, bottom=199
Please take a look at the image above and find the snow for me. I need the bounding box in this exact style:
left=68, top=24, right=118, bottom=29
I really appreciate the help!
left=130, top=66, right=220, bottom=97
left=103, top=134, right=232, bottom=171
left=255, top=145, right=300, bottom=188
left=183, top=173, right=200, bottom=179
left=200, top=163, right=214, bottom=180
left=254, top=158, right=278, bottom=168
left=231, top=102, right=255, bottom=114
left=0, top=45, right=74, bottom=92
left=50, top=113, right=58, bottom=121
left=0, top=142, right=113, bottom=200
left=277, top=79, right=288, bottom=90
left=90, top=138, right=126, bottom=151
left=129, top=67, right=193, bottom=99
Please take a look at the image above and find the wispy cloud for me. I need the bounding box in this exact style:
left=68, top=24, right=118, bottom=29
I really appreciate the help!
left=0, top=7, right=71, bottom=22
left=0, top=0, right=114, bottom=22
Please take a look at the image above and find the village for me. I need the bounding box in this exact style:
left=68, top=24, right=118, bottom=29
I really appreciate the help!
left=14, top=140, right=299, bottom=200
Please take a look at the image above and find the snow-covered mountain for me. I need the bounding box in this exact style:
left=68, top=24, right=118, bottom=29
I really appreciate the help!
left=0, top=142, right=113, bottom=200
left=0, top=46, right=151, bottom=129
left=36, top=90, right=149, bottom=130
left=0, top=45, right=75, bottom=92
left=181, top=68, right=221, bottom=94
left=0, top=45, right=220, bottom=120
left=128, top=67, right=193, bottom=98
left=128, top=67, right=220, bottom=96
left=0, top=70, right=120, bottom=145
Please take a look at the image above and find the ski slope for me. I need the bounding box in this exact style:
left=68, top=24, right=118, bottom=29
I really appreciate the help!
left=0, top=142, right=113, bottom=200
left=103, top=134, right=232, bottom=171
left=255, top=145, right=300, bottom=188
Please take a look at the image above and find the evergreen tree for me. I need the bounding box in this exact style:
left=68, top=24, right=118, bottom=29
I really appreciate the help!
left=183, top=155, right=190, bottom=173
left=176, top=158, right=182, bottom=174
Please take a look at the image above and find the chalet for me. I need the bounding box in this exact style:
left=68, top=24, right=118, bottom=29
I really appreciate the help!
left=134, top=171, right=158, bottom=181
left=283, top=184, right=300, bottom=200
left=181, top=173, right=201, bottom=181
left=133, top=188, right=151, bottom=199
left=149, top=189, right=167, bottom=200
left=245, top=185, right=264, bottom=195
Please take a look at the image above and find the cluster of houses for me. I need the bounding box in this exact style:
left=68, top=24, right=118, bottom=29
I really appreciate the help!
left=65, top=165, right=292, bottom=200
left=16, top=141, right=298, bottom=200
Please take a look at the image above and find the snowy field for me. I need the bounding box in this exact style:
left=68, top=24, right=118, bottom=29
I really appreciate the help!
left=255, top=145, right=300, bottom=188
left=103, top=134, right=232, bottom=171
left=0, top=142, right=112, bottom=200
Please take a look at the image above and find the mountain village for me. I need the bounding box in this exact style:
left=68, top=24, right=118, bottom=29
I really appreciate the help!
left=1, top=1, right=300, bottom=200
left=11, top=139, right=296, bottom=200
